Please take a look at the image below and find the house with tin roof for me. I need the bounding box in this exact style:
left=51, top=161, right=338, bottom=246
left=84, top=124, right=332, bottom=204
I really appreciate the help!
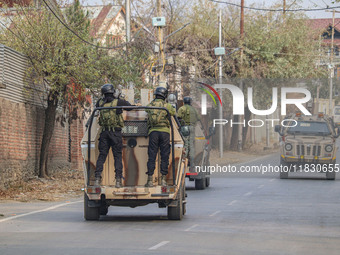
left=83, top=5, right=126, bottom=47
left=309, top=18, right=340, bottom=62
left=308, top=18, right=340, bottom=80
left=0, top=3, right=126, bottom=47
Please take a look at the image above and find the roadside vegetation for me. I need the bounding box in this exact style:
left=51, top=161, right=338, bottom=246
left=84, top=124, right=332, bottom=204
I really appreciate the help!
left=0, top=0, right=332, bottom=197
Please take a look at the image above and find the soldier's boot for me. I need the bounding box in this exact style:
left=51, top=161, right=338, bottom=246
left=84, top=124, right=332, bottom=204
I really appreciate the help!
left=115, top=177, right=122, bottom=188
left=145, top=175, right=153, bottom=187
left=161, top=175, right=167, bottom=186
left=94, top=176, right=101, bottom=186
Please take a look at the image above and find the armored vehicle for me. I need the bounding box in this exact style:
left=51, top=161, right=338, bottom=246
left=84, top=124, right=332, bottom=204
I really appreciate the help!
left=167, top=91, right=213, bottom=190
left=275, top=113, right=339, bottom=180
left=185, top=125, right=214, bottom=190
left=81, top=106, right=187, bottom=220
left=333, top=106, right=340, bottom=126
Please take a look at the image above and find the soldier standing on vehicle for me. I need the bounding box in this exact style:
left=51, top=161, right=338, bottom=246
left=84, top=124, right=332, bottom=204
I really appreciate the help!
left=95, top=84, right=133, bottom=188
left=177, top=96, right=201, bottom=164
left=145, top=87, right=176, bottom=187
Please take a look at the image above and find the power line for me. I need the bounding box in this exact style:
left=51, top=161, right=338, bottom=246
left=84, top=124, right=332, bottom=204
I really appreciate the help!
left=245, top=48, right=323, bottom=58
left=167, top=46, right=327, bottom=58
left=131, top=0, right=155, bottom=39
left=41, top=0, right=136, bottom=50
left=209, top=0, right=340, bottom=12
left=233, top=46, right=327, bottom=58
left=168, top=48, right=214, bottom=55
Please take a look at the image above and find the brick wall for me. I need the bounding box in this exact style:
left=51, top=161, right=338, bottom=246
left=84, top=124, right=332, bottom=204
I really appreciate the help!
left=70, top=117, right=84, bottom=170
left=0, top=97, right=84, bottom=189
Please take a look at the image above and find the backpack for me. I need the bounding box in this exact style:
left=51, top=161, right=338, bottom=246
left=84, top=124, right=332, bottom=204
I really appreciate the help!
left=147, top=100, right=170, bottom=128
left=98, top=99, right=124, bottom=128
left=183, top=104, right=198, bottom=125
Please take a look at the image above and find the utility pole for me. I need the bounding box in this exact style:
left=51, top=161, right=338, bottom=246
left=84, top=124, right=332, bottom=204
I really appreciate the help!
left=330, top=9, right=335, bottom=115
left=126, top=0, right=131, bottom=43
left=283, top=0, right=286, bottom=15
left=218, top=10, right=223, bottom=158
left=325, top=9, right=340, bottom=114
left=240, top=0, right=244, bottom=39
left=157, top=0, right=166, bottom=86
left=238, top=0, right=244, bottom=151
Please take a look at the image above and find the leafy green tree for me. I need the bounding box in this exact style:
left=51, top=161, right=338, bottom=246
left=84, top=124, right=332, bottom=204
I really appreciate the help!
left=225, top=9, right=325, bottom=149
left=0, top=0, right=152, bottom=179
left=0, top=0, right=102, bottom=177
left=142, top=0, right=326, bottom=150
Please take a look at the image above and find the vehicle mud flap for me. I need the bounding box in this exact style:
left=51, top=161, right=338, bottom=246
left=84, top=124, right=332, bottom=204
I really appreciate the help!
left=84, top=193, right=100, bottom=221
left=168, top=200, right=179, bottom=207
left=88, top=200, right=101, bottom=208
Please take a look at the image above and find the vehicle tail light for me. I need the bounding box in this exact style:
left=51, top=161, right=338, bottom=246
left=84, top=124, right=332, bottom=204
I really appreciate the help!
left=87, top=187, right=101, bottom=194
left=186, top=173, right=198, bottom=176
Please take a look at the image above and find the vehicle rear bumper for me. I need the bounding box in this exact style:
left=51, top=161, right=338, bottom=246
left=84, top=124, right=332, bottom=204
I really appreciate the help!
left=86, top=185, right=178, bottom=201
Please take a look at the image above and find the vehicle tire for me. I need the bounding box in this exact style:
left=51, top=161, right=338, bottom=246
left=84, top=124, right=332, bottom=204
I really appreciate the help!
left=280, top=171, right=288, bottom=179
left=280, top=158, right=289, bottom=179
left=195, top=177, right=206, bottom=190
left=193, top=151, right=206, bottom=190
left=84, top=193, right=100, bottom=221
left=326, top=161, right=336, bottom=180
left=168, top=184, right=183, bottom=220
left=205, top=176, right=210, bottom=187
left=100, top=205, right=109, bottom=216
left=326, top=170, right=336, bottom=180
left=205, top=160, right=211, bottom=187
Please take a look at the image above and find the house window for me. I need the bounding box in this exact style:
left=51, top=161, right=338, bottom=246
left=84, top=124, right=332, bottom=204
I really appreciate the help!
left=106, top=35, right=122, bottom=47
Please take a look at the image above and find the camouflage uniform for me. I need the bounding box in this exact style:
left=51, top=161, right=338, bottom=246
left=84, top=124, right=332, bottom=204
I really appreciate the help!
left=177, top=104, right=201, bottom=163
left=95, top=97, right=132, bottom=181
left=145, top=99, right=176, bottom=176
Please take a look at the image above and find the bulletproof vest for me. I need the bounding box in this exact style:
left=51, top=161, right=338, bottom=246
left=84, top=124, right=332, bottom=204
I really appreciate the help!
left=98, top=99, right=124, bottom=129
left=183, top=104, right=198, bottom=125
left=147, top=100, right=170, bottom=128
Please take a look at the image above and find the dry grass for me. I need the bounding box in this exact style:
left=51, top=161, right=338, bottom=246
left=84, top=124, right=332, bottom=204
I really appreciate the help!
left=0, top=142, right=278, bottom=202
left=210, top=142, right=278, bottom=165
left=0, top=169, right=84, bottom=202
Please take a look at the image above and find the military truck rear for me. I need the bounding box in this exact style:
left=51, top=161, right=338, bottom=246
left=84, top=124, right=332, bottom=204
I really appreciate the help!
left=166, top=91, right=213, bottom=190
left=184, top=125, right=214, bottom=190
left=81, top=106, right=187, bottom=220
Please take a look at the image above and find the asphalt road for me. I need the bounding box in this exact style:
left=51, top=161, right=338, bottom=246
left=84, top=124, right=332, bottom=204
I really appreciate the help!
left=1, top=149, right=340, bottom=254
